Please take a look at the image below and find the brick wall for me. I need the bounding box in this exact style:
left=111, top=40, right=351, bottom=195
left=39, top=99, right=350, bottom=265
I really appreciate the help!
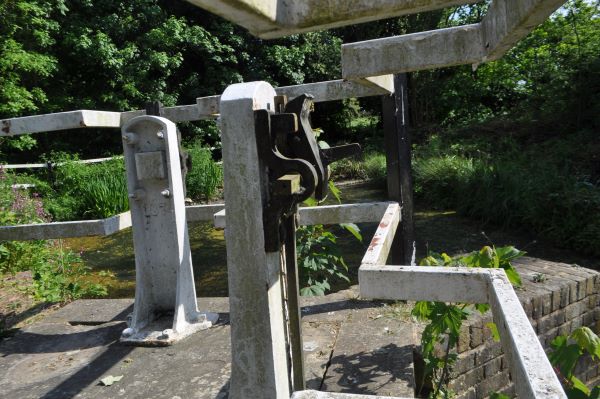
left=445, top=258, right=600, bottom=398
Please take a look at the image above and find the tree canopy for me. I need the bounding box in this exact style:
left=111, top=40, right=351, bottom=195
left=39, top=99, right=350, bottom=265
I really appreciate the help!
left=0, top=0, right=598, bottom=160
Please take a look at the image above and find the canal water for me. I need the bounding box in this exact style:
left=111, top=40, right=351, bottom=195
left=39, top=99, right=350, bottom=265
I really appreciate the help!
left=66, top=182, right=387, bottom=298
left=67, top=178, right=600, bottom=299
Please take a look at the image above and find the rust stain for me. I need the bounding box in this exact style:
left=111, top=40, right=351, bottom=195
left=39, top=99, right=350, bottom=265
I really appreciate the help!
left=378, top=221, right=388, bottom=228
left=368, top=236, right=380, bottom=250
left=79, top=121, right=87, bottom=127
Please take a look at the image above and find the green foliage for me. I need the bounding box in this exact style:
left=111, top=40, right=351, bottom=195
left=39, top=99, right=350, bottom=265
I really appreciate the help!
left=297, top=181, right=362, bottom=296
left=48, top=157, right=128, bottom=220
left=0, top=0, right=60, bottom=117
left=185, top=146, right=223, bottom=202
left=413, top=245, right=524, bottom=398
left=297, top=224, right=351, bottom=296
left=549, top=327, right=600, bottom=398
left=329, top=153, right=387, bottom=182
left=0, top=167, right=106, bottom=302
left=31, top=240, right=107, bottom=302
left=413, top=129, right=600, bottom=256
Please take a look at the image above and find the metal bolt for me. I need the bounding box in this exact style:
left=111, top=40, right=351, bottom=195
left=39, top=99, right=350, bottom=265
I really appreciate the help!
left=161, top=189, right=171, bottom=198
left=122, top=132, right=137, bottom=145
left=157, top=131, right=164, bottom=139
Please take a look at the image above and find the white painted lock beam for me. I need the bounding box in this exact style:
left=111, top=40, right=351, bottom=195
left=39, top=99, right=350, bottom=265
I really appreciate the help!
left=0, top=79, right=391, bottom=136
left=0, top=110, right=121, bottom=136
left=342, top=0, right=566, bottom=78
left=213, top=202, right=394, bottom=229
left=220, top=81, right=291, bottom=398
left=0, top=202, right=393, bottom=241
left=0, top=212, right=132, bottom=241
left=186, top=0, right=479, bottom=39
left=292, top=391, right=410, bottom=399
left=356, top=203, right=566, bottom=398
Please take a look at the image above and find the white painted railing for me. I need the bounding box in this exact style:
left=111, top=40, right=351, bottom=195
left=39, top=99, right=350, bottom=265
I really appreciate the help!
left=351, top=203, right=567, bottom=399
left=0, top=202, right=392, bottom=241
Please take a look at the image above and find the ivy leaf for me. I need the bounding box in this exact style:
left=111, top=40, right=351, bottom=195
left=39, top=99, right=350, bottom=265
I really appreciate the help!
left=495, top=246, right=526, bottom=263
left=475, top=303, right=490, bottom=314
left=549, top=335, right=581, bottom=377
left=412, top=301, right=432, bottom=321
left=568, top=376, right=591, bottom=397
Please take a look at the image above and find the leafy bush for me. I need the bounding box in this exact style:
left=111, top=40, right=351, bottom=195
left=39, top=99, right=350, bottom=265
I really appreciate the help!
left=297, top=224, right=351, bottom=296
left=297, top=182, right=362, bottom=296
left=31, top=240, right=107, bottom=302
left=413, top=155, right=475, bottom=208
left=413, top=129, right=600, bottom=256
left=185, top=146, right=223, bottom=202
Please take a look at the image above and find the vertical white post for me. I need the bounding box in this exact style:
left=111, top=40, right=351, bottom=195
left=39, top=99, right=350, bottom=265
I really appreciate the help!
left=220, top=82, right=291, bottom=398
left=120, top=115, right=217, bottom=345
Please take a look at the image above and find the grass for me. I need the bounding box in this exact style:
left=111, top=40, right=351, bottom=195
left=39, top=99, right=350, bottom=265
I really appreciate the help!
left=185, top=146, right=223, bottom=202
left=47, top=157, right=128, bottom=220
left=330, top=127, right=600, bottom=257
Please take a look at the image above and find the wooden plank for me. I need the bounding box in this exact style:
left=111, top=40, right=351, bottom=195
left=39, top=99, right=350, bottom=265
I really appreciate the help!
left=489, top=271, right=567, bottom=398
left=342, top=24, right=484, bottom=78
left=214, top=202, right=393, bottom=228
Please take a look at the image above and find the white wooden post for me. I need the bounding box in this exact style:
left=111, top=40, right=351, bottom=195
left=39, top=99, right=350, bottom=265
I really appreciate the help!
left=220, top=82, right=291, bottom=398
left=120, top=115, right=217, bottom=345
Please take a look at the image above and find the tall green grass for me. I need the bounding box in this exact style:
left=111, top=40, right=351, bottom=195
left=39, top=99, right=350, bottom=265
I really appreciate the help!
left=48, top=157, right=128, bottom=220
left=413, top=130, right=600, bottom=256
left=329, top=152, right=386, bottom=181
left=185, top=146, right=222, bottom=202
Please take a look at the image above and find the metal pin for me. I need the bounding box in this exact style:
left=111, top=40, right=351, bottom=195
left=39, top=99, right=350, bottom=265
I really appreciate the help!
left=157, top=131, right=164, bottom=139
left=161, top=189, right=171, bottom=198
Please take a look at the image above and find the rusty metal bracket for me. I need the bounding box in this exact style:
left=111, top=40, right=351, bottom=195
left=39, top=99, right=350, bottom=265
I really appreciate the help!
left=255, top=94, right=361, bottom=252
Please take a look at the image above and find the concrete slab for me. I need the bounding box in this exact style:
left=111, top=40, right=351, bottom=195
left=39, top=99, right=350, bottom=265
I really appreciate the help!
left=0, top=289, right=417, bottom=399
left=321, top=315, right=416, bottom=397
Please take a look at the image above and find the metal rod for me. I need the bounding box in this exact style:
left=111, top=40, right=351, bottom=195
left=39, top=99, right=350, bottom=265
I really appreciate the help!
left=284, top=212, right=306, bottom=391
